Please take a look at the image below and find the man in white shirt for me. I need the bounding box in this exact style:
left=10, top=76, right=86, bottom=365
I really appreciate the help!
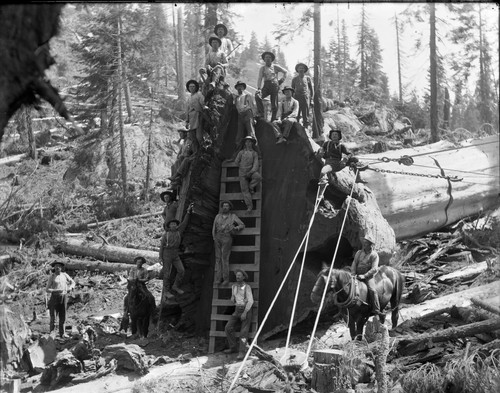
left=224, top=269, right=254, bottom=360
left=46, top=261, right=75, bottom=338
left=214, top=23, right=234, bottom=61
left=272, top=86, right=299, bottom=144
left=233, top=80, right=257, bottom=150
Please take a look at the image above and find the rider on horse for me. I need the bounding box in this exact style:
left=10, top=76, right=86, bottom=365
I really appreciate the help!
left=350, top=234, right=384, bottom=316
left=128, top=256, right=149, bottom=294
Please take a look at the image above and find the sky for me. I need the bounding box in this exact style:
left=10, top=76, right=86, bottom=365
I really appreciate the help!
left=230, top=2, right=499, bottom=100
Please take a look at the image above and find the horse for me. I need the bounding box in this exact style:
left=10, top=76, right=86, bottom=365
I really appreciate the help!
left=310, top=264, right=404, bottom=340
left=120, top=279, right=156, bottom=338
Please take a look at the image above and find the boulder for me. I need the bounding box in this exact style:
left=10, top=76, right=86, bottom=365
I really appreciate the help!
left=101, top=343, right=148, bottom=375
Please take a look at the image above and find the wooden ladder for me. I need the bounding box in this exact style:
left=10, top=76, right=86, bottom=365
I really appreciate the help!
left=208, top=160, right=262, bottom=353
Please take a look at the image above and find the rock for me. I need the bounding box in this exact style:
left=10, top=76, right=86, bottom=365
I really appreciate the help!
left=39, top=349, right=82, bottom=387
left=0, top=305, right=30, bottom=370
left=21, top=335, right=57, bottom=373
left=101, top=343, right=148, bottom=375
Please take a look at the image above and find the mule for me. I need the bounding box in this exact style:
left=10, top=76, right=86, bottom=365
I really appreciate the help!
left=121, top=279, right=156, bottom=338
left=310, top=265, right=404, bottom=340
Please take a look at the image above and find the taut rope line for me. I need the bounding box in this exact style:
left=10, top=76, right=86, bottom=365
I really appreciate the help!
left=303, top=169, right=358, bottom=364
left=227, top=181, right=328, bottom=392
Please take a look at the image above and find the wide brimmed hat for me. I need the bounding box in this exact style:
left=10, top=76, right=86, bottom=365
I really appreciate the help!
left=234, top=269, right=249, bottom=280
left=282, top=86, right=295, bottom=94
left=166, top=219, right=181, bottom=228
left=219, top=200, right=233, bottom=210
left=261, top=51, right=275, bottom=62
left=234, top=81, right=247, bottom=90
left=214, top=23, right=228, bottom=36
left=295, top=63, right=309, bottom=72
left=186, top=79, right=200, bottom=92
left=134, top=256, right=147, bottom=265
left=50, top=260, right=65, bottom=268
left=177, top=128, right=188, bottom=133
left=363, top=234, right=375, bottom=244
left=208, top=36, right=222, bottom=47
left=243, top=135, right=256, bottom=143
left=160, top=189, right=176, bottom=202
left=328, top=128, right=342, bottom=140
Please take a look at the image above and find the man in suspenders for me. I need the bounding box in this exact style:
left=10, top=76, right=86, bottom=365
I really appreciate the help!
left=272, top=86, right=299, bottom=144
left=234, top=81, right=257, bottom=150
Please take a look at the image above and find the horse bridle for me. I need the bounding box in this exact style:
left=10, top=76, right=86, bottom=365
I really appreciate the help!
left=329, top=274, right=357, bottom=308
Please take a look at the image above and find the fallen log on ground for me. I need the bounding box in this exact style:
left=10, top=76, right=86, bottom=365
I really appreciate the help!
left=471, top=297, right=500, bottom=316
left=62, top=258, right=133, bottom=273
left=86, top=210, right=162, bottom=229
left=437, top=261, right=489, bottom=283
left=250, top=345, right=287, bottom=381
left=52, top=238, right=159, bottom=264
left=396, top=317, right=500, bottom=347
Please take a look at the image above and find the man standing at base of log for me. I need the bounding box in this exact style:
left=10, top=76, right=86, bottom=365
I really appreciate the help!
left=272, top=86, right=299, bottom=144
left=255, top=51, right=288, bottom=122
left=46, top=261, right=75, bottom=339
left=160, top=189, right=178, bottom=225
left=291, top=63, right=314, bottom=131
left=224, top=269, right=254, bottom=360
left=212, top=201, right=245, bottom=286
left=160, top=203, right=194, bottom=299
left=235, top=136, right=262, bottom=213
left=233, top=80, right=258, bottom=151
left=318, top=127, right=353, bottom=184
left=350, top=234, right=384, bottom=316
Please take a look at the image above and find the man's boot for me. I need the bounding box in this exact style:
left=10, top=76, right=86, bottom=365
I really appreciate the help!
left=370, top=290, right=383, bottom=316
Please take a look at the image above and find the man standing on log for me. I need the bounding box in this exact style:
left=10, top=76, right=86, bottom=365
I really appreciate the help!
left=169, top=129, right=195, bottom=189
left=318, top=128, right=353, bottom=184
left=272, top=86, right=299, bottom=144
left=235, top=136, right=262, bottom=213
left=233, top=80, right=257, bottom=151
left=255, top=51, right=288, bottom=122
left=46, top=261, right=75, bottom=339
left=214, top=23, right=234, bottom=61
left=291, top=63, right=314, bottom=131
left=160, top=189, right=178, bottom=225
left=185, top=79, right=207, bottom=153
left=160, top=203, right=194, bottom=299
left=224, top=269, right=253, bottom=360
left=212, top=201, right=245, bottom=286
left=350, top=234, right=384, bottom=316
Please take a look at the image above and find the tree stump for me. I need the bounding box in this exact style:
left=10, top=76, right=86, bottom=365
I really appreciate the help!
left=0, top=305, right=30, bottom=371
left=311, top=349, right=351, bottom=393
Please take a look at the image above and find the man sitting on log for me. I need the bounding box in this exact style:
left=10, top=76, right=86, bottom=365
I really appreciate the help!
left=159, top=203, right=194, bottom=299
left=214, top=23, right=234, bottom=61
left=199, top=36, right=228, bottom=91
left=169, top=129, right=195, bottom=189
left=212, top=201, right=245, bottom=286
left=272, top=86, right=299, bottom=145
left=234, top=136, right=262, bottom=213
left=318, top=128, right=353, bottom=185
left=160, top=189, right=178, bottom=225
left=46, top=261, right=75, bottom=339
left=350, top=234, right=384, bottom=316
left=224, top=269, right=254, bottom=361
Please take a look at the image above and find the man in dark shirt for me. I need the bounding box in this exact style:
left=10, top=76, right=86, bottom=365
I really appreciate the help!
left=318, top=128, right=352, bottom=184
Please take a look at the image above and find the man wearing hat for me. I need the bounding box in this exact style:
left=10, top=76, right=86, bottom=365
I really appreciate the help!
left=272, top=86, right=299, bottom=144
left=233, top=80, right=257, bottom=150
left=200, top=35, right=228, bottom=90
left=224, top=268, right=254, bottom=360
left=159, top=203, right=194, bottom=299
left=212, top=201, right=245, bottom=286
left=214, top=23, right=234, bottom=61
left=127, top=257, right=150, bottom=292
left=46, top=261, right=76, bottom=338
left=160, top=189, right=178, bottom=226
left=169, top=128, right=195, bottom=189
left=291, top=63, right=314, bottom=130
left=234, top=135, right=262, bottom=212
left=318, top=127, right=353, bottom=184
left=255, top=51, right=288, bottom=122
left=185, top=79, right=207, bottom=152
left=350, top=234, right=383, bottom=316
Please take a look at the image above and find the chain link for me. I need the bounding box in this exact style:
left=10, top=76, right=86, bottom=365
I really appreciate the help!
left=368, top=167, right=462, bottom=182
left=380, top=155, right=414, bottom=166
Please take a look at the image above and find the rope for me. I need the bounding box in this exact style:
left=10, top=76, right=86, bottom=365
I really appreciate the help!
left=331, top=276, right=356, bottom=308
left=227, top=182, right=328, bottom=392
left=283, top=181, right=327, bottom=363
left=303, top=169, right=358, bottom=365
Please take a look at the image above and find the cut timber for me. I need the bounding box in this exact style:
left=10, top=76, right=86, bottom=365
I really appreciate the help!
left=311, top=349, right=350, bottom=392
left=437, top=261, right=489, bottom=283
left=396, top=317, right=500, bottom=347
left=52, top=238, right=159, bottom=264
left=62, top=258, right=132, bottom=273
left=399, top=280, right=500, bottom=320
left=471, top=296, right=500, bottom=316
left=362, top=134, right=499, bottom=240
left=86, top=210, right=162, bottom=229
left=0, top=305, right=30, bottom=370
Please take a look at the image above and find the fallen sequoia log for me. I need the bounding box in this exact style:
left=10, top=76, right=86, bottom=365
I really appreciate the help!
left=471, top=296, right=500, bottom=316
left=86, top=210, right=162, bottom=229
left=60, top=258, right=132, bottom=273
left=52, top=238, right=159, bottom=264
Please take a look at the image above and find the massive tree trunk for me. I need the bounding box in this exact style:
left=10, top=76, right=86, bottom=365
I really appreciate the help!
left=312, top=2, right=323, bottom=138
left=429, top=3, right=439, bottom=142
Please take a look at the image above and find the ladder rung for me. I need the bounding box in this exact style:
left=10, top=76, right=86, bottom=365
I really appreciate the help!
left=213, top=281, right=259, bottom=289
left=222, top=160, right=262, bottom=168
left=239, top=227, right=260, bottom=235
left=229, top=263, right=260, bottom=271
left=212, top=299, right=259, bottom=306
left=232, top=210, right=261, bottom=217
left=210, top=314, right=259, bottom=322
left=231, top=245, right=260, bottom=252
left=219, top=192, right=262, bottom=200
left=210, top=330, right=257, bottom=338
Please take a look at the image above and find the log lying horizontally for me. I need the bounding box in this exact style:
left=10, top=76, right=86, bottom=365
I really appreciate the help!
left=471, top=297, right=500, bottom=316
left=62, top=258, right=133, bottom=273
left=53, top=238, right=159, bottom=264
left=437, top=261, right=489, bottom=283
left=86, top=210, right=162, bottom=229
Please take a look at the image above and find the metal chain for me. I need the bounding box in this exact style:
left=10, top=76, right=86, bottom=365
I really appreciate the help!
left=367, top=166, right=463, bottom=182
left=379, top=155, right=414, bottom=166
